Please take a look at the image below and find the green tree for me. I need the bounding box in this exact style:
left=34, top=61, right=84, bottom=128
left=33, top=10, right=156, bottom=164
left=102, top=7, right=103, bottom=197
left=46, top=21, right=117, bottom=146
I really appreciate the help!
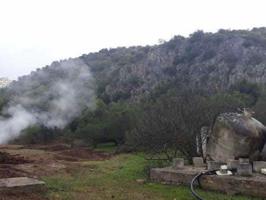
left=73, top=100, right=138, bottom=147
left=128, top=89, right=250, bottom=161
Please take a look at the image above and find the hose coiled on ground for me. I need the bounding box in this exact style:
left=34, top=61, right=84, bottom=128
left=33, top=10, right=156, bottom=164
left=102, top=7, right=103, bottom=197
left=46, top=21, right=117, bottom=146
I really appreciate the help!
left=190, top=170, right=217, bottom=200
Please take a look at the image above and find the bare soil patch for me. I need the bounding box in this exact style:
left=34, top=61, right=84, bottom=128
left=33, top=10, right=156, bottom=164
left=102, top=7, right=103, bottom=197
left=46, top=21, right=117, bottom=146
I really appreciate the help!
left=0, top=165, right=25, bottom=178
left=0, top=191, right=47, bottom=200
left=0, top=152, right=31, bottom=165
left=0, top=145, right=112, bottom=178
left=0, top=144, right=112, bottom=199
left=55, top=148, right=111, bottom=161
left=28, top=143, right=72, bottom=151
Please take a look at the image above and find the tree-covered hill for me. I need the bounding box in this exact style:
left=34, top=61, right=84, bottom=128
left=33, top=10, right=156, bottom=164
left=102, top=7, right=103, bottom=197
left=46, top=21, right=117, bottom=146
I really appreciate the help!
left=2, top=28, right=266, bottom=158
left=7, top=27, right=266, bottom=103
left=79, top=27, right=266, bottom=102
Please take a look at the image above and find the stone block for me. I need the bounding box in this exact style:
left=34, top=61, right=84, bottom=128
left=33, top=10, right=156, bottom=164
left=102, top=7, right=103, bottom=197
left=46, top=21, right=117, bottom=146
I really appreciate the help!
left=237, top=163, right=252, bottom=176
left=0, top=177, right=45, bottom=193
left=192, top=157, right=205, bottom=167
left=239, top=158, right=249, bottom=164
left=206, top=112, right=266, bottom=163
left=172, top=158, right=184, bottom=169
left=150, top=166, right=266, bottom=198
left=207, top=161, right=223, bottom=170
left=227, top=159, right=239, bottom=169
left=150, top=167, right=203, bottom=186
left=253, top=161, right=266, bottom=173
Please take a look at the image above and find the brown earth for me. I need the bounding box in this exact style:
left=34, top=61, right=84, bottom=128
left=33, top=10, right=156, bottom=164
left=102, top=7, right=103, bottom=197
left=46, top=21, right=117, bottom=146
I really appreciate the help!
left=0, top=192, right=47, bottom=200
left=56, top=148, right=111, bottom=161
left=0, top=144, right=112, bottom=200
left=28, top=143, right=72, bottom=151
left=0, top=166, right=24, bottom=178
left=0, top=152, right=31, bottom=164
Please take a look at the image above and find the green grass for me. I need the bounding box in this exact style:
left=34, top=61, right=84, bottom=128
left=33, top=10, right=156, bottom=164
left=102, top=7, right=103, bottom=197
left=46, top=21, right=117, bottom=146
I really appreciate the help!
left=43, top=153, right=262, bottom=200
left=95, top=142, right=117, bottom=153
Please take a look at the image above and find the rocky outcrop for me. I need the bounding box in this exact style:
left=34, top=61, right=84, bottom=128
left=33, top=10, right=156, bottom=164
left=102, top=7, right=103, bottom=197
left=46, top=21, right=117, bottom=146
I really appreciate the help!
left=206, top=111, right=266, bottom=162
left=81, top=28, right=266, bottom=101
left=10, top=28, right=266, bottom=102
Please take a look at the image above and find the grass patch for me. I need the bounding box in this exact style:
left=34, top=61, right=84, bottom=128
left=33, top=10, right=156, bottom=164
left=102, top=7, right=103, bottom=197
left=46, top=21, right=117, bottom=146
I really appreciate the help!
left=95, top=142, right=117, bottom=153
left=43, top=153, right=262, bottom=200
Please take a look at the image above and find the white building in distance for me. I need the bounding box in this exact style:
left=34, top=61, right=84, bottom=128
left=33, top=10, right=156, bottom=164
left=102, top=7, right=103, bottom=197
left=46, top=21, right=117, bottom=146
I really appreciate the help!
left=0, top=78, right=12, bottom=88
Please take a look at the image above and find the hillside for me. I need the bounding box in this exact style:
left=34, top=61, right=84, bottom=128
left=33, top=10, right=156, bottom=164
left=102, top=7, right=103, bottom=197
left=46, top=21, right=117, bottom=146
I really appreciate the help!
left=7, top=28, right=266, bottom=103
left=80, top=27, right=266, bottom=102
left=0, top=27, right=266, bottom=163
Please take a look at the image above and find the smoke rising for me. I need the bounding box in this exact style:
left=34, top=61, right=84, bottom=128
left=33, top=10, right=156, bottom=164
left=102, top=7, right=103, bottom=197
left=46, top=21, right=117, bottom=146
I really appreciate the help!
left=0, top=59, right=95, bottom=144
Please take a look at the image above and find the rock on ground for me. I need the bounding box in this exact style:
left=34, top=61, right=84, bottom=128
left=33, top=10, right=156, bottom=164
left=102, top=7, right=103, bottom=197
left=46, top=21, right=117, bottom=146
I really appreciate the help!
left=206, top=112, right=266, bottom=162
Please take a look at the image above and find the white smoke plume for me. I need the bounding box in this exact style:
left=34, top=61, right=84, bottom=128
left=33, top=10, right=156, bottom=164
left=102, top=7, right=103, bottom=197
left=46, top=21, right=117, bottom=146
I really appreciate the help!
left=0, top=59, right=95, bottom=144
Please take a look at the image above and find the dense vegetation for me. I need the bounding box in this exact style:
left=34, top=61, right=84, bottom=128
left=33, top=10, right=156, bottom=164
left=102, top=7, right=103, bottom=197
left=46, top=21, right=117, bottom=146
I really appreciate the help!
left=2, top=28, right=266, bottom=161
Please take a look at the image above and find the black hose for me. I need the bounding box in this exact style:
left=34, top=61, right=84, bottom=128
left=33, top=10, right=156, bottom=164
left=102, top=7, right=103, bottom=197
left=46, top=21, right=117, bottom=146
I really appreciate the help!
left=190, top=170, right=217, bottom=200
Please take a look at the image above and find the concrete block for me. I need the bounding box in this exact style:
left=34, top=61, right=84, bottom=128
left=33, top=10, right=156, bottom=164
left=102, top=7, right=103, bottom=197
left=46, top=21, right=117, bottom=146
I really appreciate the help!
left=0, top=177, right=45, bottom=193
left=239, top=158, right=249, bottom=164
left=150, top=166, right=266, bottom=198
left=150, top=167, right=203, bottom=186
left=237, top=163, right=252, bottom=176
left=207, top=161, right=223, bottom=170
left=253, top=161, right=266, bottom=173
left=172, top=158, right=184, bottom=169
left=227, top=159, right=239, bottom=169
left=192, top=157, right=205, bottom=167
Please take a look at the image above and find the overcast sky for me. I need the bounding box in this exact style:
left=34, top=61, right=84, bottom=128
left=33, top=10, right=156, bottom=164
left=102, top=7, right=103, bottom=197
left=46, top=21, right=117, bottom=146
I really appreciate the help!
left=1, top=0, right=266, bottom=80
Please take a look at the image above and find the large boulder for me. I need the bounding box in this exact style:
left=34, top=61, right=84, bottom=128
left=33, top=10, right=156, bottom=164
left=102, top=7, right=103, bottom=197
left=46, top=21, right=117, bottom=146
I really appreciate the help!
left=206, top=111, right=266, bottom=162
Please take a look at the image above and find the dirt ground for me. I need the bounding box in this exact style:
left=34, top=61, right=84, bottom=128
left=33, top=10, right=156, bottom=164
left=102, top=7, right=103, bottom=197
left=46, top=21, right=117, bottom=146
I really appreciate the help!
left=0, top=144, right=112, bottom=200
left=0, top=191, right=46, bottom=200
